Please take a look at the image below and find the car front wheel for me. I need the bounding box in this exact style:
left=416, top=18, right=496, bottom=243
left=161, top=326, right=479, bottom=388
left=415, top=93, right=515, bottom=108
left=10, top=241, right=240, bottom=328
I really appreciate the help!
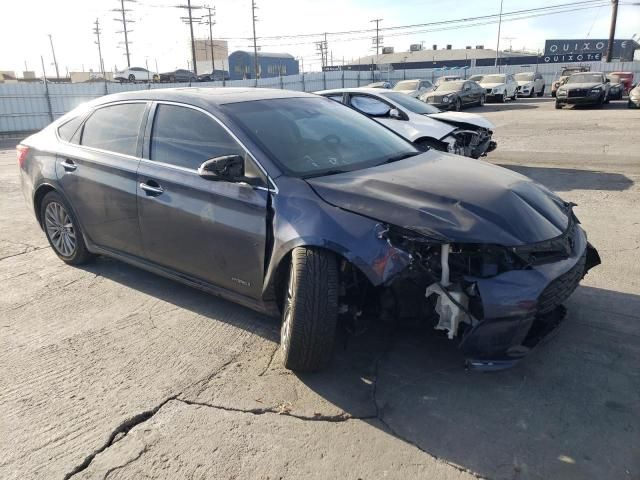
left=41, top=191, right=94, bottom=265
left=128, top=74, right=135, bottom=82
left=280, top=247, right=339, bottom=372
left=537, top=86, right=545, bottom=97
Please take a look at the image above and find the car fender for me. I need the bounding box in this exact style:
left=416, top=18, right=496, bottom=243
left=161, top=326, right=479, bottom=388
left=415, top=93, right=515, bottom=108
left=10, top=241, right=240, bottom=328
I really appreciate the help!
left=262, top=177, right=412, bottom=298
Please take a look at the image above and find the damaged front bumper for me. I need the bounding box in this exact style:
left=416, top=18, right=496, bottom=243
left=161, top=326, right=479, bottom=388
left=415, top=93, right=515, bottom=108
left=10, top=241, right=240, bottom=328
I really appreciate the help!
left=384, top=215, right=600, bottom=371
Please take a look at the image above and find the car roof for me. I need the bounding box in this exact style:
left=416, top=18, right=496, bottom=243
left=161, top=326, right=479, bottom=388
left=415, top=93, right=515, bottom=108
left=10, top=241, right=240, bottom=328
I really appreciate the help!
left=315, top=87, right=387, bottom=95
left=89, top=87, right=313, bottom=109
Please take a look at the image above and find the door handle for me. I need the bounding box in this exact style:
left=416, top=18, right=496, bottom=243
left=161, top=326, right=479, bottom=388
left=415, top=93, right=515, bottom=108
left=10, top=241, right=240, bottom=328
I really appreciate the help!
left=140, top=182, right=164, bottom=196
left=61, top=159, right=77, bottom=172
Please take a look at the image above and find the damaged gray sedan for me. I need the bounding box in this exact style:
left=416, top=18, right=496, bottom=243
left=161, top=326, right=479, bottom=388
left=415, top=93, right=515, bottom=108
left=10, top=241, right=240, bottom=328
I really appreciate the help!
left=18, top=88, right=599, bottom=372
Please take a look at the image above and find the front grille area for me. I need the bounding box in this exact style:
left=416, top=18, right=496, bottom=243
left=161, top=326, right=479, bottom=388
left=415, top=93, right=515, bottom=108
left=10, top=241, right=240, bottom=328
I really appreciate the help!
left=427, top=95, right=443, bottom=103
left=537, top=251, right=586, bottom=315
left=568, top=89, right=588, bottom=98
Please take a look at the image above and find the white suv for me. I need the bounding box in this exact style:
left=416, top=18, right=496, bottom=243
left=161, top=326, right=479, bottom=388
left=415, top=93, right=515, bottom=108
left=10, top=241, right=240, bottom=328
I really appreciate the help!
left=470, top=73, right=518, bottom=102
left=515, top=72, right=545, bottom=97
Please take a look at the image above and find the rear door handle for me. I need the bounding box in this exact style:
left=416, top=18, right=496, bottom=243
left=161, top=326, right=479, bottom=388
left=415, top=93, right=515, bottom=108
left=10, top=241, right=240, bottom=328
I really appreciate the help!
left=140, top=182, right=164, bottom=196
left=61, top=159, right=77, bottom=172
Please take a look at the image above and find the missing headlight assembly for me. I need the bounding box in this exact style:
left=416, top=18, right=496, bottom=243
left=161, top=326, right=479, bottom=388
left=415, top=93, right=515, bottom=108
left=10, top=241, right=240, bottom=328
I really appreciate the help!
left=359, top=212, right=601, bottom=370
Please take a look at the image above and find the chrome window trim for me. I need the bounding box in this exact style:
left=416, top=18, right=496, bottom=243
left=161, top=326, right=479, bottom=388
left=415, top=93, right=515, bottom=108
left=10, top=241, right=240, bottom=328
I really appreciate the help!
left=151, top=100, right=278, bottom=193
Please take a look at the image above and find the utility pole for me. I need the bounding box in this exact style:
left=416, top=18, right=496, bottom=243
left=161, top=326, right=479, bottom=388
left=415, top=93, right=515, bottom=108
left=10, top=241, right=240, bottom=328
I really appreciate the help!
left=93, top=19, right=105, bottom=77
left=495, top=0, right=504, bottom=70
left=370, top=18, right=383, bottom=61
left=176, top=1, right=202, bottom=75
left=202, top=5, right=216, bottom=74
left=251, top=0, right=259, bottom=79
left=113, top=0, right=135, bottom=67
left=606, top=0, right=619, bottom=62
left=48, top=34, right=60, bottom=79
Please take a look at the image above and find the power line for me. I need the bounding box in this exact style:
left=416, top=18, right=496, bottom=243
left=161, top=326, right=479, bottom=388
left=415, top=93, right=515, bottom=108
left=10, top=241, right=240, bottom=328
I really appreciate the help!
left=93, top=18, right=106, bottom=77
left=175, top=1, right=202, bottom=75
left=202, top=5, right=216, bottom=73
left=251, top=0, right=259, bottom=79
left=113, top=0, right=135, bottom=67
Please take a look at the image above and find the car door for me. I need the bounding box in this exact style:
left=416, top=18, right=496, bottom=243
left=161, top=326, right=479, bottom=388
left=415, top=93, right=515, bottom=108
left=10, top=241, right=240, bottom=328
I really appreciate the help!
left=136, top=102, right=269, bottom=299
left=348, top=93, right=397, bottom=127
left=461, top=82, right=474, bottom=105
left=55, top=101, right=148, bottom=256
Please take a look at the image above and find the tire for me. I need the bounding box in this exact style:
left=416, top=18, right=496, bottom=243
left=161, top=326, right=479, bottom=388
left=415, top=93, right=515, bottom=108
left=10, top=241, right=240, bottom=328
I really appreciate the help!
left=40, top=191, right=94, bottom=265
left=478, top=95, right=485, bottom=107
left=511, top=90, right=517, bottom=101
left=528, top=88, right=534, bottom=98
left=497, top=93, right=505, bottom=103
left=604, top=93, right=610, bottom=105
left=454, top=98, right=462, bottom=111
left=280, top=247, right=338, bottom=372
left=128, top=74, right=135, bottom=83
left=555, top=101, right=563, bottom=109
left=551, top=90, right=556, bottom=98
left=537, top=86, right=545, bottom=97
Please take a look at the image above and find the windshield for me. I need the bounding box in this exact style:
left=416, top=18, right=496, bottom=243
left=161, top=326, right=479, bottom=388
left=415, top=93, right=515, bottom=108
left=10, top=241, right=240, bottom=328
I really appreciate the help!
left=379, top=91, right=441, bottom=114
left=567, top=73, right=603, bottom=84
left=515, top=73, right=534, bottom=81
left=481, top=74, right=506, bottom=83
left=435, top=81, right=464, bottom=92
left=222, top=97, right=418, bottom=178
left=393, top=80, right=419, bottom=91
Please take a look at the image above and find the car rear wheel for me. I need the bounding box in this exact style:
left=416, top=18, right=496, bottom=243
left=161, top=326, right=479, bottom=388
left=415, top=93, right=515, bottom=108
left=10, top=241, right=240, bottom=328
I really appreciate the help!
left=41, top=191, right=94, bottom=265
left=280, top=247, right=338, bottom=372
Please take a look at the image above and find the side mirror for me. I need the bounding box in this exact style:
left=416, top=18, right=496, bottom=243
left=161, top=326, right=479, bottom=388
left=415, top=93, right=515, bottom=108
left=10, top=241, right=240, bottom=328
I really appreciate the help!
left=389, top=108, right=402, bottom=119
left=605, top=78, right=610, bottom=83
left=198, top=155, right=244, bottom=181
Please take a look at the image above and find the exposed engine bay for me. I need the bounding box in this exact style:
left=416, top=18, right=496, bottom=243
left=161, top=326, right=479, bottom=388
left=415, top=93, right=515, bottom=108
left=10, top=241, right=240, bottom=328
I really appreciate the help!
left=442, top=127, right=497, bottom=159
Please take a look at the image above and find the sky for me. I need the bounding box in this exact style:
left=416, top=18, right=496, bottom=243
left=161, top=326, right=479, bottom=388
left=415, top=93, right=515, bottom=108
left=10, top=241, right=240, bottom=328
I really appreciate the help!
left=1, top=0, right=639, bottom=76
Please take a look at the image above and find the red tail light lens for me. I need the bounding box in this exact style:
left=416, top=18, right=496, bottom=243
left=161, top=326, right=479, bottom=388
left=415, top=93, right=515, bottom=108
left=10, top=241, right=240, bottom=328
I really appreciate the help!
left=16, top=144, right=29, bottom=169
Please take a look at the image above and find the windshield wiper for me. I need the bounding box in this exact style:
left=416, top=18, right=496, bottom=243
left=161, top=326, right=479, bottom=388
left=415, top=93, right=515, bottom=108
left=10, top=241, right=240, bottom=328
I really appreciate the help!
left=378, top=152, right=420, bottom=166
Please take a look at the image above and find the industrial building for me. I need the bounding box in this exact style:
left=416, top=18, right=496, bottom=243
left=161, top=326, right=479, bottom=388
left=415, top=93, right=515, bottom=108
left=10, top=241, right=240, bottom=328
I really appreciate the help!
left=228, top=51, right=299, bottom=80
left=194, top=39, right=229, bottom=77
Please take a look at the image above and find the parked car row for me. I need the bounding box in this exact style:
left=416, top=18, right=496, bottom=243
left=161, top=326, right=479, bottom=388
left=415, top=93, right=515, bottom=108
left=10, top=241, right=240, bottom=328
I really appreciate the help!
left=114, top=67, right=229, bottom=84
left=17, top=87, right=600, bottom=373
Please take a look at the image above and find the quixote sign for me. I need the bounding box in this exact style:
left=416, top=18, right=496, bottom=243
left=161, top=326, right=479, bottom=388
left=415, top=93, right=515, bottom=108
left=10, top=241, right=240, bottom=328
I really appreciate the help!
left=542, top=52, right=602, bottom=64
left=543, top=39, right=638, bottom=62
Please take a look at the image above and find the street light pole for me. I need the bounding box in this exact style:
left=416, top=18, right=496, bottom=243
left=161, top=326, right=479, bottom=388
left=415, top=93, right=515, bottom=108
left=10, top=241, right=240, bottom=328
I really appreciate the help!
left=605, top=0, right=619, bottom=62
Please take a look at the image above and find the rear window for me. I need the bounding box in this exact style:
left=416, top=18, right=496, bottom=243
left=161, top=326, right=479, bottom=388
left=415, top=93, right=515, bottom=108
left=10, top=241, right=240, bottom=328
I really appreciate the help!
left=81, top=103, right=146, bottom=156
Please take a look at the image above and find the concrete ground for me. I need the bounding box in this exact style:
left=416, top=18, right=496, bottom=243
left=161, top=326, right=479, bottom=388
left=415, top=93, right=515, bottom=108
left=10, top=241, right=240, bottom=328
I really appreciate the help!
left=1, top=97, right=638, bottom=480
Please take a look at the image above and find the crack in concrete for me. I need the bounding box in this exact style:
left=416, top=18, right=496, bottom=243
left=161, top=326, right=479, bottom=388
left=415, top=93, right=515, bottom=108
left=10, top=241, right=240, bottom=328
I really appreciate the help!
left=102, top=445, right=149, bottom=480
left=257, top=344, right=280, bottom=377
left=0, top=246, right=49, bottom=262
left=62, top=395, right=179, bottom=480
left=175, top=397, right=374, bottom=423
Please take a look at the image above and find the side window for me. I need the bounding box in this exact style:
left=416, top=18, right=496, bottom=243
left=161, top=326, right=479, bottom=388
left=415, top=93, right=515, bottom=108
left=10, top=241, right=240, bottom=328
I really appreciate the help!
left=150, top=104, right=244, bottom=170
left=324, top=94, right=344, bottom=103
left=350, top=95, right=390, bottom=117
left=57, top=115, right=85, bottom=144
left=81, top=103, right=146, bottom=156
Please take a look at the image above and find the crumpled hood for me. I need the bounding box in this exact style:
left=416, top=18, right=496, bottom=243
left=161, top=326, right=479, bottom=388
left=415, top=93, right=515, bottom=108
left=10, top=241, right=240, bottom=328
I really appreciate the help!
left=427, top=111, right=494, bottom=130
left=306, top=151, right=570, bottom=246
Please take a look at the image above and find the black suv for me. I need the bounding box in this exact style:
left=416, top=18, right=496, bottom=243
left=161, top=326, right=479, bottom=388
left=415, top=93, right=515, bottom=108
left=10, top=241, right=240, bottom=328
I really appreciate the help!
left=555, top=72, right=611, bottom=109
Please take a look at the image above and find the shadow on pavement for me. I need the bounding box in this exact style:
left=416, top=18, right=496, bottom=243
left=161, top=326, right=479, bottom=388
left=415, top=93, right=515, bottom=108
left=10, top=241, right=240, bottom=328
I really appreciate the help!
left=298, top=285, right=640, bottom=480
left=500, top=164, right=634, bottom=192
left=79, top=255, right=639, bottom=480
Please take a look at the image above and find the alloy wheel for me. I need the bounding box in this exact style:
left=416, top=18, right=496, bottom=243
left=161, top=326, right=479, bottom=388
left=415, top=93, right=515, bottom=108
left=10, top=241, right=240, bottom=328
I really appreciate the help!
left=280, top=262, right=295, bottom=354
left=44, top=201, right=76, bottom=257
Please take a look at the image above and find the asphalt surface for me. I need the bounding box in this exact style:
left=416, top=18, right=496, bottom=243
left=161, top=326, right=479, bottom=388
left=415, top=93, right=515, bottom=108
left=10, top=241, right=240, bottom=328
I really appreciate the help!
left=1, top=97, right=638, bottom=480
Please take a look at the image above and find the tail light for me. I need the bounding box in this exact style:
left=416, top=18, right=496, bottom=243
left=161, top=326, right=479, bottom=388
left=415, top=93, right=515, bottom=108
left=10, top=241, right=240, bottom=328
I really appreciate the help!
left=16, top=144, right=29, bottom=169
